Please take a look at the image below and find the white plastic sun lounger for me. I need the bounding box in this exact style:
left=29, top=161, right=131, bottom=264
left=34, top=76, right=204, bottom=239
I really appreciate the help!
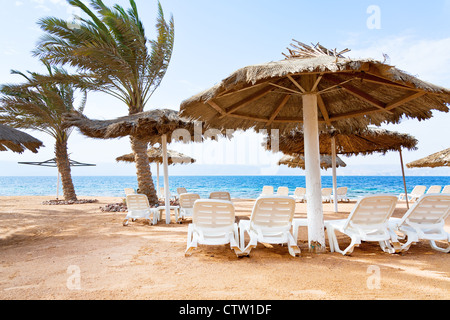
left=293, top=187, right=306, bottom=202
left=277, top=186, right=289, bottom=196
left=185, top=199, right=242, bottom=257
left=177, top=187, right=187, bottom=195
left=426, top=185, right=442, bottom=194
left=388, top=194, right=450, bottom=253
left=124, top=188, right=136, bottom=195
left=398, top=185, right=426, bottom=202
left=442, top=185, right=450, bottom=194
left=324, top=195, right=399, bottom=255
left=332, top=187, right=349, bottom=203
left=209, top=191, right=231, bottom=201
left=260, top=186, right=274, bottom=197
left=178, top=193, right=201, bottom=221
left=123, top=194, right=159, bottom=226
left=239, top=195, right=300, bottom=257
left=321, top=188, right=332, bottom=203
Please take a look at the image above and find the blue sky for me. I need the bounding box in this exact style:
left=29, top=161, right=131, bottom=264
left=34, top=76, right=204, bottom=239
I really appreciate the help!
left=0, top=0, right=449, bottom=176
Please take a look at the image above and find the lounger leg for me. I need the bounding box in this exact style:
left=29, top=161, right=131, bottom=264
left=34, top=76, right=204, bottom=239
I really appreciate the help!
left=388, top=228, right=403, bottom=253
left=379, top=241, right=396, bottom=254
left=229, top=232, right=244, bottom=257
left=400, top=231, right=418, bottom=252
left=429, top=240, right=450, bottom=253
left=287, top=233, right=301, bottom=257
left=325, top=226, right=335, bottom=252
left=341, top=236, right=360, bottom=255
left=185, top=225, right=197, bottom=256
left=242, top=230, right=258, bottom=256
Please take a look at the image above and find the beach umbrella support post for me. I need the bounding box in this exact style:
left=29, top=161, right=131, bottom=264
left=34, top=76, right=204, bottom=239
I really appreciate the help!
left=162, top=134, right=171, bottom=224
left=302, top=92, right=326, bottom=253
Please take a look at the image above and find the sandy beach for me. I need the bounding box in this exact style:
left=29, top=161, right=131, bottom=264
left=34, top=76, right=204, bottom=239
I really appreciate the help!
left=0, top=196, right=449, bottom=300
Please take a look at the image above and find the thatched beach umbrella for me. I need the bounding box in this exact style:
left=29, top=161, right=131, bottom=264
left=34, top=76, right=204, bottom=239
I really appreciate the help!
left=267, top=127, right=418, bottom=209
left=0, top=124, right=43, bottom=153
left=406, top=148, right=450, bottom=168
left=180, top=40, right=450, bottom=252
left=278, top=154, right=346, bottom=170
left=64, top=108, right=219, bottom=224
left=116, top=147, right=196, bottom=198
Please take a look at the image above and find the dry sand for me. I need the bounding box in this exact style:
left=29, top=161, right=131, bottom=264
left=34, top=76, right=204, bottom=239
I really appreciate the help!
left=0, top=196, right=449, bottom=300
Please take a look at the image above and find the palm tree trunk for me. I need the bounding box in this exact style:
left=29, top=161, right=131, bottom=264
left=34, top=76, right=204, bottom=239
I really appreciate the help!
left=130, top=135, right=158, bottom=205
left=55, top=138, right=77, bottom=201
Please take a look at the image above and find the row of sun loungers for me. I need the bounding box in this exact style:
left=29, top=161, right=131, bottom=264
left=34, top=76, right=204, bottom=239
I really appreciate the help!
left=122, top=188, right=450, bottom=257
left=398, top=185, right=450, bottom=202
left=261, top=186, right=349, bottom=203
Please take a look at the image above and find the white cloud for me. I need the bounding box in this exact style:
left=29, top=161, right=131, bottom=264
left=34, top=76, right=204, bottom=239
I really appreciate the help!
left=349, top=35, right=450, bottom=86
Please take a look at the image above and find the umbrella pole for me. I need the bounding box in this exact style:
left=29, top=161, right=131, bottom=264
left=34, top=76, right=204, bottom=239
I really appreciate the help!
left=157, top=163, right=160, bottom=199
left=399, top=149, right=409, bottom=209
left=331, top=137, right=338, bottom=213
left=162, top=134, right=171, bottom=224
left=302, top=93, right=326, bottom=253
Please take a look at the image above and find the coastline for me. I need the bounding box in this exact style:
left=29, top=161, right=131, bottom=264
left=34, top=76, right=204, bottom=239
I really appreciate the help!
left=0, top=196, right=449, bottom=300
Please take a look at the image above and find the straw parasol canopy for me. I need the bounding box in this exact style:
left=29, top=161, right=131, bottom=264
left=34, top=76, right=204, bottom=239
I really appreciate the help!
left=116, top=147, right=196, bottom=165
left=180, top=40, right=450, bottom=252
left=180, top=41, right=450, bottom=134
left=406, top=148, right=450, bottom=168
left=278, top=154, right=346, bottom=170
left=63, top=108, right=220, bottom=144
left=266, top=127, right=418, bottom=156
left=0, top=124, right=43, bottom=153
left=63, top=108, right=218, bottom=225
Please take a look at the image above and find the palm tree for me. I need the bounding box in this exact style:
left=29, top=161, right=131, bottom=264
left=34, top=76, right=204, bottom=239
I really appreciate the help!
left=33, top=0, right=175, bottom=204
left=0, top=61, right=87, bottom=201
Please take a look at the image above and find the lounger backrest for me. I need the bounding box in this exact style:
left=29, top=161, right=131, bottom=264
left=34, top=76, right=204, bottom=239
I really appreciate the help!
left=322, top=188, right=332, bottom=196
left=250, top=196, right=296, bottom=231
left=442, top=185, right=450, bottom=194
left=411, top=185, right=426, bottom=195
left=193, top=199, right=235, bottom=230
left=345, top=195, right=397, bottom=229
left=337, top=187, right=347, bottom=195
left=177, top=187, right=187, bottom=195
left=294, top=187, right=306, bottom=196
left=427, top=185, right=442, bottom=194
left=261, top=186, right=274, bottom=195
left=209, top=191, right=231, bottom=201
left=126, top=194, right=150, bottom=211
left=399, top=194, right=450, bottom=226
left=179, top=193, right=201, bottom=209
left=277, top=187, right=289, bottom=196
left=124, top=188, right=135, bottom=195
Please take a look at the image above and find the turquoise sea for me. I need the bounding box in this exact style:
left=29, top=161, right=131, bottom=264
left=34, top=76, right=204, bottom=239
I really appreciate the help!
left=0, top=176, right=449, bottom=199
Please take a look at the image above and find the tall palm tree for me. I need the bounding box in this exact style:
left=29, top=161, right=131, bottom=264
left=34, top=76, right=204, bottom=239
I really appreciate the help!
left=0, top=61, right=87, bottom=201
left=33, top=0, right=175, bottom=204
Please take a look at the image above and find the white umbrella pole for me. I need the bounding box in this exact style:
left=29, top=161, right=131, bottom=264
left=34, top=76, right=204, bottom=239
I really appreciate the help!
left=302, top=93, right=326, bottom=252
left=156, top=163, right=160, bottom=199
left=162, top=134, right=171, bottom=224
left=331, top=137, right=338, bottom=212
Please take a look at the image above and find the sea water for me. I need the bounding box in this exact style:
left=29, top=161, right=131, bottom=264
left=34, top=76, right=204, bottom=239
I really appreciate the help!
left=0, top=175, right=449, bottom=199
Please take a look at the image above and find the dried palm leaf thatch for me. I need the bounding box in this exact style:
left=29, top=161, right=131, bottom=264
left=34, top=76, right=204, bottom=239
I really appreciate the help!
left=266, top=127, right=418, bottom=156
left=116, top=147, right=196, bottom=165
left=406, top=148, right=450, bottom=168
left=0, top=124, right=43, bottom=153
left=180, top=41, right=450, bottom=134
left=63, top=108, right=223, bottom=145
left=278, top=154, right=346, bottom=170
